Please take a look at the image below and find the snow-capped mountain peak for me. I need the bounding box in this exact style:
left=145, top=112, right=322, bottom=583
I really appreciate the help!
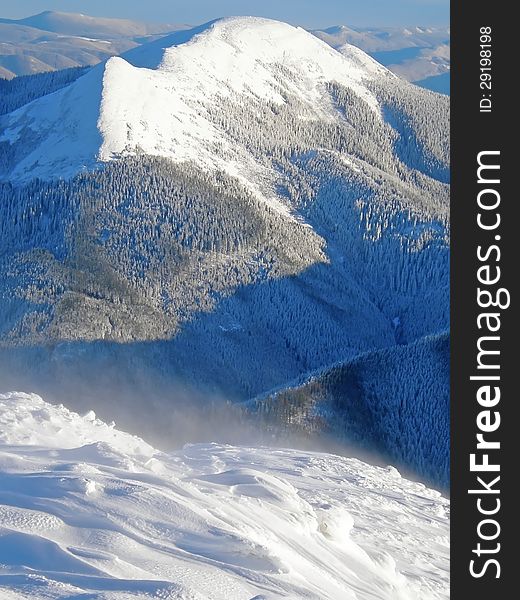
left=152, top=17, right=386, bottom=101
left=0, top=15, right=449, bottom=493
left=0, top=17, right=391, bottom=186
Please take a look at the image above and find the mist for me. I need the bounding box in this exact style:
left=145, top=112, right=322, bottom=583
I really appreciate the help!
left=0, top=343, right=406, bottom=483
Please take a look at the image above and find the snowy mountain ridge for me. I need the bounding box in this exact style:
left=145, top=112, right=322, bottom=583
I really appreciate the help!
left=0, top=11, right=185, bottom=80
left=0, top=16, right=449, bottom=488
left=311, top=25, right=450, bottom=94
left=0, top=11, right=449, bottom=95
left=0, top=17, right=390, bottom=190
left=0, top=392, right=449, bottom=599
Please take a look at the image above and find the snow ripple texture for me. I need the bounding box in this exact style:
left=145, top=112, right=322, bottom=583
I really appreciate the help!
left=0, top=392, right=449, bottom=599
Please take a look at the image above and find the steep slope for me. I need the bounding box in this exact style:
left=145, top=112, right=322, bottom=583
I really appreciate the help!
left=0, top=392, right=449, bottom=599
left=251, top=333, right=450, bottom=487
left=1, top=17, right=395, bottom=183
left=0, top=17, right=449, bottom=482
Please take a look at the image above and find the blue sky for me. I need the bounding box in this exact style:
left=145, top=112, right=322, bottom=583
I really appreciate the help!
left=0, top=1, right=449, bottom=28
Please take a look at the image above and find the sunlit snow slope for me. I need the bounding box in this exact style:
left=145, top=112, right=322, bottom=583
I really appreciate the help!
left=0, top=392, right=449, bottom=600
left=0, top=17, right=390, bottom=187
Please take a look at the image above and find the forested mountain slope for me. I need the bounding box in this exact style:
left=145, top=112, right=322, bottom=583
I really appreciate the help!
left=0, top=17, right=449, bottom=483
left=251, top=332, right=450, bottom=487
left=0, top=67, right=88, bottom=115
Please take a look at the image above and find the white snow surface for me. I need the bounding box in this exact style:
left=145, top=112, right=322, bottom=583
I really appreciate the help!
left=0, top=17, right=389, bottom=195
left=0, top=392, right=449, bottom=600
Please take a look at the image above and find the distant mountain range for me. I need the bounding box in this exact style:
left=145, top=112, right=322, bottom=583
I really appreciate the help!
left=0, top=11, right=449, bottom=93
left=312, top=25, right=450, bottom=94
left=0, top=10, right=187, bottom=79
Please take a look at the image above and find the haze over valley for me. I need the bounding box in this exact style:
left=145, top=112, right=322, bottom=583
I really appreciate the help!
left=0, top=11, right=450, bottom=599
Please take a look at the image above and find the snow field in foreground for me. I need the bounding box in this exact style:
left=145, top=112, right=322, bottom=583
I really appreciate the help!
left=0, top=392, right=449, bottom=599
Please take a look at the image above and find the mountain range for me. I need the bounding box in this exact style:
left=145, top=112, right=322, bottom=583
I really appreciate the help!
left=0, top=10, right=186, bottom=79
left=0, top=11, right=450, bottom=94
left=0, top=17, right=449, bottom=488
left=313, top=24, right=450, bottom=94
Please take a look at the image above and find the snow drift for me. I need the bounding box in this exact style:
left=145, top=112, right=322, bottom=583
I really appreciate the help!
left=0, top=392, right=449, bottom=599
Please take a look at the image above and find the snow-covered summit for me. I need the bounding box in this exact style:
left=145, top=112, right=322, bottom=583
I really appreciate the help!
left=125, top=17, right=388, bottom=93
left=0, top=392, right=449, bottom=599
left=0, top=16, right=393, bottom=185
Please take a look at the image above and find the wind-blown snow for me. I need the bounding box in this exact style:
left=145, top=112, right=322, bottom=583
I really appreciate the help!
left=0, top=16, right=389, bottom=199
left=0, top=392, right=449, bottom=599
